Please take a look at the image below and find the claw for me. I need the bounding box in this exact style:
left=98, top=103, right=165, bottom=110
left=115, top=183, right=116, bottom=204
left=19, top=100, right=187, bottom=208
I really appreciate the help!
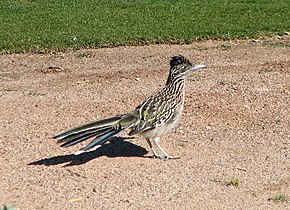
left=165, top=155, right=180, bottom=159
left=151, top=154, right=180, bottom=160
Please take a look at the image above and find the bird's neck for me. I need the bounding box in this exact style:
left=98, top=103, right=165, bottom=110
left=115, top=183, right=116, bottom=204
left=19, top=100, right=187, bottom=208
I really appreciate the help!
left=165, top=76, right=186, bottom=97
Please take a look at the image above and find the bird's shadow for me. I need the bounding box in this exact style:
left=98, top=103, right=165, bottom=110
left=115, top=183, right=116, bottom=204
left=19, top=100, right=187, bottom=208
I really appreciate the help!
left=28, top=137, right=148, bottom=167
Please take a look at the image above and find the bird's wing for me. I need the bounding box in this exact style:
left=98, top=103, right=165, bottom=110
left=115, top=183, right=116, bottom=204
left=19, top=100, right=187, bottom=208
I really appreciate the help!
left=129, top=92, right=177, bottom=135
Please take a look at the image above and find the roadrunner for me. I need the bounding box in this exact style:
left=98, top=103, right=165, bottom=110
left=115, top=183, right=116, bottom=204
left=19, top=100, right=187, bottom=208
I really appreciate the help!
left=53, top=55, right=206, bottom=159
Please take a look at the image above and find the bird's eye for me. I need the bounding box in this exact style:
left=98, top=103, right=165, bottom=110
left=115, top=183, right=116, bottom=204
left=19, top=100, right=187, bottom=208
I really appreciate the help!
left=180, top=66, right=187, bottom=72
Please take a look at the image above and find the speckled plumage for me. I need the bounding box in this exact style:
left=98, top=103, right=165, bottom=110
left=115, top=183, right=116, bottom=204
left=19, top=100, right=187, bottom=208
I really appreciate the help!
left=53, top=55, right=206, bottom=159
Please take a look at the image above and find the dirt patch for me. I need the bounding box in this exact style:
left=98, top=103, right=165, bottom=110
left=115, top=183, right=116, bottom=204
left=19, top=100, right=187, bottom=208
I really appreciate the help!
left=1, top=36, right=290, bottom=209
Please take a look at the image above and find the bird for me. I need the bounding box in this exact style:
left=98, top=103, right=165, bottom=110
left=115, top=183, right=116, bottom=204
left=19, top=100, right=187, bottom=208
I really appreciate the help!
left=53, top=55, right=206, bottom=159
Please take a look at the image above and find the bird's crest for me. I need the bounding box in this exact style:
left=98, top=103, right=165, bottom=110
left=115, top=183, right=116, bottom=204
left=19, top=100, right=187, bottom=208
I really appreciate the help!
left=170, top=55, right=192, bottom=68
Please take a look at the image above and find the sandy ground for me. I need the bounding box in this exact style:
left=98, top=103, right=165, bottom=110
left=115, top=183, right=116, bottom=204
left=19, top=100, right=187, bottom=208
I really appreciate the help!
left=0, top=36, right=290, bottom=210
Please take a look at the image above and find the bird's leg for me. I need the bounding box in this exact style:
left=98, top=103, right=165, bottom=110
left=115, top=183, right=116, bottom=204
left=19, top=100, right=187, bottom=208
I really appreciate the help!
left=145, top=138, right=162, bottom=158
left=152, top=137, right=180, bottom=159
left=152, top=137, right=170, bottom=159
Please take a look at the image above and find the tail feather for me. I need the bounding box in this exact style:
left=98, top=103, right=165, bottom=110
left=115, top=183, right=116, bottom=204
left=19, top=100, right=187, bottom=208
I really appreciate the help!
left=59, top=126, right=112, bottom=147
left=52, top=112, right=138, bottom=155
left=57, top=125, right=111, bottom=144
left=53, top=115, right=122, bottom=139
left=60, top=131, right=100, bottom=148
left=76, top=127, right=123, bottom=154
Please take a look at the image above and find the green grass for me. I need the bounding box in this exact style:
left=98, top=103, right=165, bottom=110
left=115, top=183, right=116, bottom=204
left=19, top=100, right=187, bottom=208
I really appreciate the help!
left=1, top=0, right=290, bottom=52
left=263, top=41, right=290, bottom=47
left=0, top=204, right=16, bottom=210
left=228, top=177, right=240, bottom=186
left=269, top=194, right=289, bottom=203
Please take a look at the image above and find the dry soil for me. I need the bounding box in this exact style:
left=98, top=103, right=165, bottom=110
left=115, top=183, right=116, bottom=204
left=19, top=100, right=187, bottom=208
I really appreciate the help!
left=0, top=36, right=290, bottom=210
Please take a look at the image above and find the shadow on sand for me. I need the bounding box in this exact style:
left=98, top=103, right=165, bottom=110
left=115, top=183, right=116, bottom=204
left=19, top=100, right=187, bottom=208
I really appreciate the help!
left=28, top=137, right=148, bottom=167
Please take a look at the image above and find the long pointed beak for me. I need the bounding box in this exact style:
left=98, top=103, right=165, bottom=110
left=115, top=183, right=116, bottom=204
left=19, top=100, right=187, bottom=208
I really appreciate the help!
left=190, top=64, right=207, bottom=71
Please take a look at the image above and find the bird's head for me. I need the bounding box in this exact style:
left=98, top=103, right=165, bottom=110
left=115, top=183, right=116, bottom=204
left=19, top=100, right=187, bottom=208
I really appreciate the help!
left=169, top=55, right=206, bottom=77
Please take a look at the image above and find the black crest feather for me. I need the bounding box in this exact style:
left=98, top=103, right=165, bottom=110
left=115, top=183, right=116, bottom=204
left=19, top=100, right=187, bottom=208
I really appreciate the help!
left=170, top=55, right=191, bottom=67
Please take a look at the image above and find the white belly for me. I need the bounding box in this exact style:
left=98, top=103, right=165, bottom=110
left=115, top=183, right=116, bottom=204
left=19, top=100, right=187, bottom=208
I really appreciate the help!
left=140, top=114, right=180, bottom=139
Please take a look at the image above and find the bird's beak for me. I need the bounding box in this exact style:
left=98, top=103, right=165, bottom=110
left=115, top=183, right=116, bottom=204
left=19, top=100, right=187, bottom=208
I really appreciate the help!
left=189, top=64, right=207, bottom=71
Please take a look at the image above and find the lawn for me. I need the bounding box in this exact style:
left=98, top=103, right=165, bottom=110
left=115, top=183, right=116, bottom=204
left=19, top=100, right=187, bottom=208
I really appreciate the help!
left=0, top=0, right=290, bottom=52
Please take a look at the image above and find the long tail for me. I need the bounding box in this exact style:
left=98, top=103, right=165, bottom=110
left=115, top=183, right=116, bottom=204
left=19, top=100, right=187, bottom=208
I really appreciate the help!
left=53, top=114, right=134, bottom=155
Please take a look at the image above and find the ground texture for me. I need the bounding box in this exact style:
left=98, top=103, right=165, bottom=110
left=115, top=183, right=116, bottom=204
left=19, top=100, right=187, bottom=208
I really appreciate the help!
left=1, top=36, right=290, bottom=209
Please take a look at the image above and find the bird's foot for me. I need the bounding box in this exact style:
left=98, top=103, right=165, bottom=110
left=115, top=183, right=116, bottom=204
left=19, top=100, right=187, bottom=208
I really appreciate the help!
left=163, top=155, right=180, bottom=160
left=152, top=154, right=180, bottom=160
